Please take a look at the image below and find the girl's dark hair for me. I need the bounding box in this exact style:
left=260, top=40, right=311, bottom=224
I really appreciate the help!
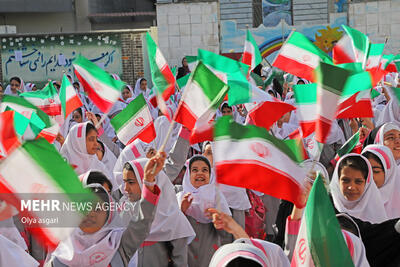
left=87, top=171, right=113, bottom=192
left=221, top=103, right=232, bottom=112
left=362, top=151, right=383, bottom=169
left=123, top=162, right=134, bottom=172
left=189, top=156, right=211, bottom=174
left=226, top=257, right=262, bottom=267
left=73, top=82, right=79, bottom=87
left=338, top=155, right=369, bottom=180
left=272, top=78, right=283, bottom=98
left=74, top=107, right=83, bottom=117
left=10, top=76, right=21, bottom=84
left=86, top=123, right=97, bottom=136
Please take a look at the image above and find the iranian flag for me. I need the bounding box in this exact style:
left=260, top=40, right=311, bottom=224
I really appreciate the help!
left=146, top=32, right=176, bottom=115
left=197, top=49, right=251, bottom=106
left=73, top=55, right=125, bottom=113
left=0, top=138, right=95, bottom=250
left=293, top=83, right=317, bottom=138
left=214, top=116, right=306, bottom=208
left=332, top=25, right=370, bottom=67
left=291, top=174, right=354, bottom=267
left=20, top=82, right=61, bottom=116
left=175, top=61, right=228, bottom=130
left=244, top=88, right=296, bottom=130
left=0, top=111, right=21, bottom=159
left=190, top=118, right=215, bottom=145
left=336, top=90, right=373, bottom=119
left=241, top=30, right=263, bottom=72
left=272, top=31, right=333, bottom=82
left=365, top=43, right=388, bottom=85
left=333, top=131, right=361, bottom=164
left=1, top=95, right=59, bottom=144
left=314, top=62, right=350, bottom=143
left=59, top=74, right=83, bottom=119
left=111, top=94, right=156, bottom=145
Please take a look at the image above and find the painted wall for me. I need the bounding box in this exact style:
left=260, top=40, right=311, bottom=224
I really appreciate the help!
left=1, top=33, right=122, bottom=86
left=156, top=1, right=219, bottom=67
left=262, top=0, right=292, bottom=27
left=348, top=0, right=400, bottom=54
left=220, top=14, right=346, bottom=62
left=220, top=0, right=253, bottom=29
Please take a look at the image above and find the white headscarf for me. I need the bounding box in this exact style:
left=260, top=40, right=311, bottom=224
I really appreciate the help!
left=60, top=122, right=117, bottom=188
left=209, top=238, right=290, bottom=267
left=4, top=77, right=25, bottom=95
left=362, top=145, right=400, bottom=219
left=113, top=139, right=152, bottom=187
left=98, top=140, right=117, bottom=175
left=52, top=184, right=124, bottom=267
left=0, top=235, right=38, bottom=267
left=119, top=159, right=195, bottom=242
left=133, top=78, right=150, bottom=99
left=25, top=82, right=36, bottom=92
left=177, top=156, right=231, bottom=223
left=216, top=101, right=244, bottom=124
left=152, top=115, right=180, bottom=155
left=374, top=122, right=400, bottom=145
left=330, top=153, right=388, bottom=223
left=376, top=97, right=400, bottom=127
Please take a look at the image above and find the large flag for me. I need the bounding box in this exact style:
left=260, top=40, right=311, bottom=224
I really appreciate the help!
left=175, top=61, right=228, bottom=130
left=332, top=25, right=370, bottom=67
left=291, top=175, right=354, bottom=267
left=241, top=30, right=263, bottom=72
left=336, top=89, right=373, bottom=119
left=214, top=116, right=306, bottom=207
left=0, top=138, right=94, bottom=250
left=146, top=32, right=176, bottom=115
left=111, top=94, right=156, bottom=145
left=59, top=74, right=83, bottom=119
left=314, top=62, right=350, bottom=143
left=73, top=55, right=125, bottom=113
left=272, top=31, right=333, bottom=82
left=365, top=43, right=388, bottom=85
left=20, top=82, right=61, bottom=116
left=0, top=111, right=21, bottom=159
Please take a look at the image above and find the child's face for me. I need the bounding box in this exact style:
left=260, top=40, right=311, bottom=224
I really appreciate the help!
left=123, top=169, right=142, bottom=202
left=190, top=160, right=210, bottom=188
left=79, top=206, right=107, bottom=234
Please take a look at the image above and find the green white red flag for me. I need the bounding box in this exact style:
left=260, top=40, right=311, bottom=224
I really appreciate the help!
left=272, top=31, right=333, bottom=82
left=333, top=131, right=361, bottom=164
left=293, top=83, right=317, bottom=138
left=175, top=61, right=228, bottom=130
left=314, top=62, right=350, bottom=143
left=145, top=32, right=176, bottom=116
left=59, top=74, right=83, bottom=119
left=110, top=94, right=156, bottom=145
left=0, top=111, right=21, bottom=159
left=291, top=174, right=354, bottom=267
left=20, top=82, right=61, bottom=116
left=73, top=55, right=125, bottom=113
left=241, top=30, right=263, bottom=72
left=214, top=116, right=306, bottom=208
left=332, top=25, right=370, bottom=67
left=0, top=138, right=95, bottom=250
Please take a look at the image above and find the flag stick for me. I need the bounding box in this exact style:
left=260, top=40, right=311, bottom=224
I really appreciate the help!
left=95, top=113, right=108, bottom=129
left=373, top=36, right=389, bottom=75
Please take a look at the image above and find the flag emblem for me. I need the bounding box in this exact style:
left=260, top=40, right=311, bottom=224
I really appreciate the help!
left=250, top=142, right=270, bottom=159
left=135, top=117, right=145, bottom=127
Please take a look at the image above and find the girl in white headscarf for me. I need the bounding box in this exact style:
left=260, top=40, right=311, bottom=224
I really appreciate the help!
left=119, top=159, right=195, bottom=267
left=373, top=122, right=400, bottom=165
left=97, top=139, right=118, bottom=175
left=177, top=155, right=232, bottom=267
left=60, top=122, right=117, bottom=189
left=46, top=156, right=163, bottom=267
left=362, top=145, right=400, bottom=219
left=133, top=78, right=150, bottom=99
left=4, top=76, right=24, bottom=96
left=121, top=85, right=133, bottom=102
left=330, top=154, right=388, bottom=223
